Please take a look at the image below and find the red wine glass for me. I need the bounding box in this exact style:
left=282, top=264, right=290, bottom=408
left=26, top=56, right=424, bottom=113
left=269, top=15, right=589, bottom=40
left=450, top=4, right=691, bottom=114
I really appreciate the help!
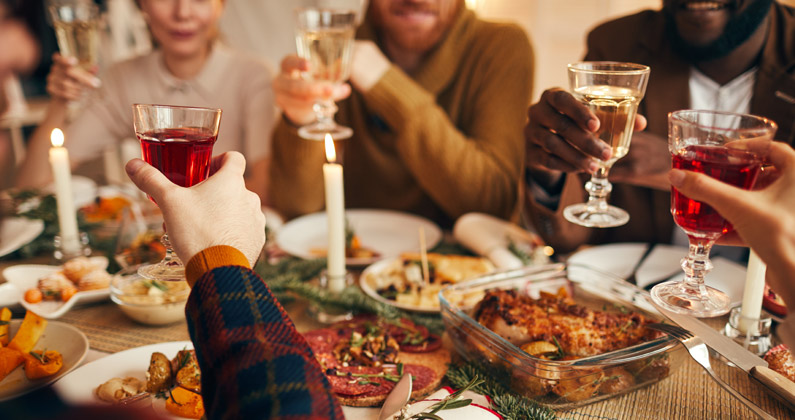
left=651, top=110, right=776, bottom=317
left=132, top=104, right=222, bottom=281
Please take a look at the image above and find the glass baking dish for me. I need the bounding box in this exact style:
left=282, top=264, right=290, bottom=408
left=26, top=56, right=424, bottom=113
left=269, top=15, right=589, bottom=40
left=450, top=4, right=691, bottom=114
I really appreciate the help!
left=439, top=263, right=685, bottom=409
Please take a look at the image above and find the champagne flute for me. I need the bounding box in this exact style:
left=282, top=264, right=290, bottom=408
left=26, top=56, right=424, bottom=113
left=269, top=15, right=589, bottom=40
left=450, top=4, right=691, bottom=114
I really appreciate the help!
left=48, top=0, right=101, bottom=71
left=651, top=110, right=776, bottom=317
left=563, top=62, right=650, bottom=228
left=132, top=104, right=222, bottom=281
left=294, top=7, right=356, bottom=141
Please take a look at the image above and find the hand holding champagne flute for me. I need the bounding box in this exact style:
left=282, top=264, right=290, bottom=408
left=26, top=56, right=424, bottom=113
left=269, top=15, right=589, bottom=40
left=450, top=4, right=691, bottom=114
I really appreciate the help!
left=132, top=104, right=223, bottom=281
left=563, top=62, right=650, bottom=228
left=294, top=7, right=357, bottom=141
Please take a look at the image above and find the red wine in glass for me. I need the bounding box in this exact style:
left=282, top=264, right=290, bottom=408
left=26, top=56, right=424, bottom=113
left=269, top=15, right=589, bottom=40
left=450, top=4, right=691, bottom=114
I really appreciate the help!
left=138, top=127, right=217, bottom=189
left=671, top=144, right=763, bottom=238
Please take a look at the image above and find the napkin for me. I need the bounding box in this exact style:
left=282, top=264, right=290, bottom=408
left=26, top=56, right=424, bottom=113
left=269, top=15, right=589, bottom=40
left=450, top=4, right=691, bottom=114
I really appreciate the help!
left=453, top=213, right=545, bottom=269
left=384, top=387, right=501, bottom=420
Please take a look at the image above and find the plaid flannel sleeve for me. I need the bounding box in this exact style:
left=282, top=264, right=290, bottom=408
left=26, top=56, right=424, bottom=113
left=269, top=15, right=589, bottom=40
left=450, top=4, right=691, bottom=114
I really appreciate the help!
left=185, top=247, right=344, bottom=420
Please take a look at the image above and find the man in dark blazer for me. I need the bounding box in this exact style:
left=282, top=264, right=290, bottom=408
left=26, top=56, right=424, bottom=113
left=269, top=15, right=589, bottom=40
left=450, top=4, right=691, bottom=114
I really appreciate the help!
left=523, top=0, right=795, bottom=253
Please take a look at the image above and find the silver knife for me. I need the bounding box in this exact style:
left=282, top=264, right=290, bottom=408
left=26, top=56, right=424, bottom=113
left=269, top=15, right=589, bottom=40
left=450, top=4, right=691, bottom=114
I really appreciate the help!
left=654, top=302, right=795, bottom=410
left=378, top=373, right=413, bottom=420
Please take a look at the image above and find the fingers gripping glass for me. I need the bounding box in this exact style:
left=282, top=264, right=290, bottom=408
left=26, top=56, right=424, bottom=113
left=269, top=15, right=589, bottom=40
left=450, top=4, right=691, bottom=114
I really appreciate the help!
left=650, top=110, right=776, bottom=317
left=562, top=62, right=650, bottom=228
left=294, top=8, right=357, bottom=141
left=132, top=104, right=222, bottom=281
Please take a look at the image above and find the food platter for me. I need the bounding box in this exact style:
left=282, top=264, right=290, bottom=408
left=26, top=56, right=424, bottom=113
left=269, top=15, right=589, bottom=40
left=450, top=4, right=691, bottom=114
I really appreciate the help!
left=0, top=320, right=89, bottom=401
left=276, top=209, right=442, bottom=266
left=54, top=341, right=193, bottom=417
left=2, top=256, right=110, bottom=319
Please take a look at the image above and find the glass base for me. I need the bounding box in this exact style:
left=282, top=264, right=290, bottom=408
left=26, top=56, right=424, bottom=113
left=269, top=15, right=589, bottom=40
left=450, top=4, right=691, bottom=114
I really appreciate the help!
left=307, top=270, right=354, bottom=324
left=563, top=203, right=629, bottom=228
left=298, top=123, right=353, bottom=141
left=137, top=261, right=185, bottom=282
left=721, top=306, right=772, bottom=357
left=650, top=280, right=731, bottom=317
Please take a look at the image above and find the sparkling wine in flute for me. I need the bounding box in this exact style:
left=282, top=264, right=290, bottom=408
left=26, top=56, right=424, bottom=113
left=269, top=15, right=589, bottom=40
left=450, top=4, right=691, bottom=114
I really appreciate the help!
left=296, top=28, right=354, bottom=84
left=671, top=144, right=763, bottom=238
left=53, top=19, right=100, bottom=70
left=137, top=128, right=217, bottom=190
left=572, top=85, right=642, bottom=167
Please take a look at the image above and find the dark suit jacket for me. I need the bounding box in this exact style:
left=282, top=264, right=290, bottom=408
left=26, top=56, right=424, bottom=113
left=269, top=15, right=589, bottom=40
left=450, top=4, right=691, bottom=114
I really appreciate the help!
left=526, top=3, right=795, bottom=252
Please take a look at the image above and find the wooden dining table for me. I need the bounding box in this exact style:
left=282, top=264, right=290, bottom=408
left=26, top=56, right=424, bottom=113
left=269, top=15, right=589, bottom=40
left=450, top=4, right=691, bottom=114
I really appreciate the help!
left=0, top=252, right=792, bottom=420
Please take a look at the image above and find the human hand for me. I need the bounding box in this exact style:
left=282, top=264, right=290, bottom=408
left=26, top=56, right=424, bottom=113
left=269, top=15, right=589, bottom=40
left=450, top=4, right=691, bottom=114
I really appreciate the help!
left=125, top=152, right=266, bottom=267
left=668, top=141, right=795, bottom=306
left=349, top=40, right=391, bottom=92
left=525, top=88, right=647, bottom=174
left=610, top=131, right=670, bottom=190
left=46, top=53, right=101, bottom=103
left=272, top=55, right=351, bottom=126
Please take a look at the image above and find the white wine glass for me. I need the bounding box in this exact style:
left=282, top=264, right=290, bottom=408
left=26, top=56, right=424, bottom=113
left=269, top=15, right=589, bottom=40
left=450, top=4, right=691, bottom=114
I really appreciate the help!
left=294, top=7, right=357, bottom=141
left=48, top=0, right=101, bottom=71
left=563, top=62, right=650, bottom=228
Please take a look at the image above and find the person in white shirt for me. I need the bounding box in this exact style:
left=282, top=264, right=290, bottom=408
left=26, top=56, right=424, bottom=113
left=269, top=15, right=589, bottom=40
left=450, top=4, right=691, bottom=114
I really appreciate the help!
left=522, top=0, right=795, bottom=254
left=15, top=0, right=276, bottom=202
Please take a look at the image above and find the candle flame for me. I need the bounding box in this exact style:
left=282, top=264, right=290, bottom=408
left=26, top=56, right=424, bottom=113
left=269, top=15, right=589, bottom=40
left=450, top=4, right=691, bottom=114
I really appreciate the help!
left=51, top=128, right=65, bottom=147
left=324, top=133, right=337, bottom=163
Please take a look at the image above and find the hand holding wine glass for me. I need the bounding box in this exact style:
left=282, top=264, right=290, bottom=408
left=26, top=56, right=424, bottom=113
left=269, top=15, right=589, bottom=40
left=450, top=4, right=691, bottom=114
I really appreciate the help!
left=651, top=110, right=777, bottom=317
left=124, top=152, right=265, bottom=270
left=132, top=104, right=222, bottom=281
left=562, top=62, right=650, bottom=228
left=293, top=7, right=357, bottom=141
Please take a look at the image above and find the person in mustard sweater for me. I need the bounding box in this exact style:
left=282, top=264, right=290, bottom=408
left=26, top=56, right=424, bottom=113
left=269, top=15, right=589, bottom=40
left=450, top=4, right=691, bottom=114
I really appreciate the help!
left=269, top=0, right=534, bottom=228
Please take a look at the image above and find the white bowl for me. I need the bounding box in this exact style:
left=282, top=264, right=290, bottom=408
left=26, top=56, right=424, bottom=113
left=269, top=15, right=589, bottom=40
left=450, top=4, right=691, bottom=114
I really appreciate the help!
left=109, top=267, right=189, bottom=325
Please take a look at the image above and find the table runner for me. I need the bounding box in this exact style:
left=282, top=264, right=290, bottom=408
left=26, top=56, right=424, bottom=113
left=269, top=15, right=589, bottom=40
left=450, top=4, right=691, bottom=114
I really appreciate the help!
left=58, top=301, right=190, bottom=353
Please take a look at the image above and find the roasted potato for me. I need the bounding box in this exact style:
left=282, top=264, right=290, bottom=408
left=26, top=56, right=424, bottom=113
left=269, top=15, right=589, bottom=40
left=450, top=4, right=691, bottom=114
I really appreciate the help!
left=146, top=352, right=173, bottom=393
left=0, top=307, right=11, bottom=346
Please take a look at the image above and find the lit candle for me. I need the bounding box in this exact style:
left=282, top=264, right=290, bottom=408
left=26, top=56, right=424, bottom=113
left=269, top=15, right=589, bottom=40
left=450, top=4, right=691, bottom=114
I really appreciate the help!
left=49, top=129, right=81, bottom=256
left=323, top=133, right=346, bottom=293
left=739, top=250, right=766, bottom=334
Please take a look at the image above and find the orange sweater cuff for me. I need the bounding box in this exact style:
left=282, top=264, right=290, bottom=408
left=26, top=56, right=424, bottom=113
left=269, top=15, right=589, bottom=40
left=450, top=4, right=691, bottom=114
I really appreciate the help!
left=185, top=245, right=251, bottom=287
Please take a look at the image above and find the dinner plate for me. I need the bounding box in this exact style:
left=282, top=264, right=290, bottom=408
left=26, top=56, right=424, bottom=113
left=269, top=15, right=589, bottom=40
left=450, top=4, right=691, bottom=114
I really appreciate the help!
left=54, top=341, right=193, bottom=416
left=276, top=209, right=442, bottom=266
left=359, top=257, right=440, bottom=314
left=2, top=256, right=110, bottom=319
left=0, top=320, right=89, bottom=401
left=0, top=218, right=45, bottom=258
left=567, top=243, right=746, bottom=306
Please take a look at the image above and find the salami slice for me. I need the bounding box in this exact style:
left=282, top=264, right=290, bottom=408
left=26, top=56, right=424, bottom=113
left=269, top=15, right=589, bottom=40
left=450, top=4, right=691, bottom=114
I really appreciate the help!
left=303, top=328, right=341, bottom=355
left=400, top=333, right=442, bottom=353
left=326, top=366, right=395, bottom=397
left=403, top=364, right=437, bottom=393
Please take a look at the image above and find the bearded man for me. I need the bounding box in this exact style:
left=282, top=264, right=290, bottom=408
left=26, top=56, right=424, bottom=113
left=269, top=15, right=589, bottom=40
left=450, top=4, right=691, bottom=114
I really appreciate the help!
left=523, top=0, right=795, bottom=253
left=269, top=0, right=534, bottom=227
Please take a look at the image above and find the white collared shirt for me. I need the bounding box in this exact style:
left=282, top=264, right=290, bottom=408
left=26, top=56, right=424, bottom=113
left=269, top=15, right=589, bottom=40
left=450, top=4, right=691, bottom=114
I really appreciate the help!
left=65, top=43, right=277, bottom=169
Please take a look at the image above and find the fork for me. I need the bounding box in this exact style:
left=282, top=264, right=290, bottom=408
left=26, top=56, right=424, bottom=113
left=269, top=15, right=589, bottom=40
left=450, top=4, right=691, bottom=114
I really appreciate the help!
left=648, top=323, right=775, bottom=420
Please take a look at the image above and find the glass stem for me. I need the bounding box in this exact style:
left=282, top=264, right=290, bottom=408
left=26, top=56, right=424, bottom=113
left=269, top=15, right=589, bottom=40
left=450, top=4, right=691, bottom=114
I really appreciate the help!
left=313, top=97, right=338, bottom=128
left=584, top=165, right=612, bottom=212
left=681, top=238, right=715, bottom=300
left=160, top=233, right=182, bottom=267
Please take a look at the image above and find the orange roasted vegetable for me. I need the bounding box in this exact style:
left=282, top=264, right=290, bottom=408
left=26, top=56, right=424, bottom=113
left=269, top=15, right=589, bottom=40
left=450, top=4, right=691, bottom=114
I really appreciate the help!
left=0, top=307, right=11, bottom=346
left=8, top=311, right=47, bottom=353
left=165, top=386, right=205, bottom=419
left=0, top=347, right=24, bottom=380
left=23, top=350, right=63, bottom=379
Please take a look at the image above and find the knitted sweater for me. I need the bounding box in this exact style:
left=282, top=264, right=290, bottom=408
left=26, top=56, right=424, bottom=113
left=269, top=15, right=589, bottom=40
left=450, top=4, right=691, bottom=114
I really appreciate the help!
left=269, top=9, right=534, bottom=227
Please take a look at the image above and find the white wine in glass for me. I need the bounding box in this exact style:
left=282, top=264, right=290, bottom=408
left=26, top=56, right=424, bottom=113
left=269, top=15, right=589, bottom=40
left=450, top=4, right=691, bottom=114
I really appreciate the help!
left=49, top=0, right=100, bottom=71
left=295, top=8, right=357, bottom=141
left=563, top=62, right=650, bottom=228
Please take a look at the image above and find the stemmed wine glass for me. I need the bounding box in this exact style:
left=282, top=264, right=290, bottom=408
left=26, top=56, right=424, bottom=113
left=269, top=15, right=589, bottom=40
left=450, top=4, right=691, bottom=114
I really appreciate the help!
left=132, top=104, right=222, bottom=281
left=651, top=110, right=776, bottom=317
left=563, top=62, right=650, bottom=228
left=48, top=0, right=101, bottom=71
left=294, top=7, right=357, bottom=141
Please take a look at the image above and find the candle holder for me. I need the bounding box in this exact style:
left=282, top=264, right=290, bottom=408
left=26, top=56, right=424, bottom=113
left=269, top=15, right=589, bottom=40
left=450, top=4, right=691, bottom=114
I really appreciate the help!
left=53, top=231, right=92, bottom=262
left=307, top=269, right=355, bottom=324
left=722, top=306, right=772, bottom=357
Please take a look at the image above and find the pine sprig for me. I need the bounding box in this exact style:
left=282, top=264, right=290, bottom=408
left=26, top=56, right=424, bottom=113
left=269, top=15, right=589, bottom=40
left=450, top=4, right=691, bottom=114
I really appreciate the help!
left=254, top=257, right=445, bottom=334
left=446, top=363, right=557, bottom=420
